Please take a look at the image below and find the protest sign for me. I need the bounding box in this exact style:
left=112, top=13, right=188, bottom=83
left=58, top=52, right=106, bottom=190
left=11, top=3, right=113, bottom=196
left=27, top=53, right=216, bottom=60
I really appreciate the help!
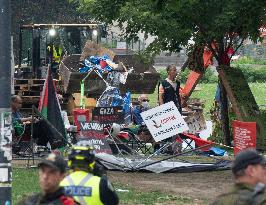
left=141, top=101, right=189, bottom=142
left=184, top=110, right=206, bottom=134
left=233, top=120, right=256, bottom=155
left=92, top=106, right=124, bottom=124
left=79, top=122, right=112, bottom=154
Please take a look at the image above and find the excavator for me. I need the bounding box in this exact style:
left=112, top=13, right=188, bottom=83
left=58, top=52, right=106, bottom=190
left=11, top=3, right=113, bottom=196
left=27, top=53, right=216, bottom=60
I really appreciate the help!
left=15, top=24, right=160, bottom=117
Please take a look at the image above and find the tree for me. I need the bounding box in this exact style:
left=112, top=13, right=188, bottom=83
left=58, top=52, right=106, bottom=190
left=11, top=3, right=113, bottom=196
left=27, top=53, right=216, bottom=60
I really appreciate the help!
left=72, top=0, right=266, bottom=145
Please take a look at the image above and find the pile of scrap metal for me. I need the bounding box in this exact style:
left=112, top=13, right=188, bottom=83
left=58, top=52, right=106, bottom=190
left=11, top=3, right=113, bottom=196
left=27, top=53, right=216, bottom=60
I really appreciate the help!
left=59, top=41, right=160, bottom=98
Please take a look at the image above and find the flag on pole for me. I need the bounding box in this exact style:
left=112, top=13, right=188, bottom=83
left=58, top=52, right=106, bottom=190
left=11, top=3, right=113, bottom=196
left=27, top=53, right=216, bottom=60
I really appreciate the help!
left=38, top=68, right=67, bottom=149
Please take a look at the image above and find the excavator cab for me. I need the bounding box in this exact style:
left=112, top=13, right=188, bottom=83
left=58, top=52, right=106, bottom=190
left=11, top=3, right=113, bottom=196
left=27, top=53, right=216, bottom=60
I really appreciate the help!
left=18, top=24, right=103, bottom=79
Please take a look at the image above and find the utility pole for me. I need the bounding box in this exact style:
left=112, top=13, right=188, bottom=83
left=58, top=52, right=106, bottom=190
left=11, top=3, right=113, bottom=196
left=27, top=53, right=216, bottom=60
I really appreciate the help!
left=0, top=0, right=12, bottom=204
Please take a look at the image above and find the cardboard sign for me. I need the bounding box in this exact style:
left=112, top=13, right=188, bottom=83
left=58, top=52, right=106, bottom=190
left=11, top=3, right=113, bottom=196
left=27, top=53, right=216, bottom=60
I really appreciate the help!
left=184, top=111, right=207, bottom=134
left=141, top=101, right=189, bottom=142
left=79, top=122, right=112, bottom=154
left=233, top=120, right=256, bottom=155
left=92, top=106, right=124, bottom=124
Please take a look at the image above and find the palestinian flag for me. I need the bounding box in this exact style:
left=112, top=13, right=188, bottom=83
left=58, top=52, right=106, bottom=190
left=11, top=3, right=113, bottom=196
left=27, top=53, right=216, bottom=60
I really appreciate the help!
left=38, top=68, right=67, bottom=149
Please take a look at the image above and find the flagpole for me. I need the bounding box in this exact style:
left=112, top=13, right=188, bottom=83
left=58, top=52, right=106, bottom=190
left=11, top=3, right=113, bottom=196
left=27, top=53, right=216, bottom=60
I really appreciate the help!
left=0, top=0, right=12, bottom=204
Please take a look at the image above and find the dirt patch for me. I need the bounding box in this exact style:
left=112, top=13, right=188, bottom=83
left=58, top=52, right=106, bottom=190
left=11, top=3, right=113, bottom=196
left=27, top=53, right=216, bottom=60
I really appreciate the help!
left=13, top=157, right=233, bottom=204
left=108, top=170, right=233, bottom=204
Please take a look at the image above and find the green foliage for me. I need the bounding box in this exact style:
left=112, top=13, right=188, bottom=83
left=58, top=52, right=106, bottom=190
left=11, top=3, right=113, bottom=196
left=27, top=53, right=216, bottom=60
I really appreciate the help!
left=199, top=69, right=218, bottom=84
left=232, top=64, right=266, bottom=82
left=261, top=108, right=266, bottom=125
left=157, top=68, right=190, bottom=83
left=157, top=68, right=217, bottom=84
left=234, top=56, right=266, bottom=65
left=71, top=0, right=266, bottom=63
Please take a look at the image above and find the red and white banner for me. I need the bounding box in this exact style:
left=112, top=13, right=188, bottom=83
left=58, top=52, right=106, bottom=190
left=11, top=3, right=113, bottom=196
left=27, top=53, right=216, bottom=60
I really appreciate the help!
left=233, top=120, right=256, bottom=156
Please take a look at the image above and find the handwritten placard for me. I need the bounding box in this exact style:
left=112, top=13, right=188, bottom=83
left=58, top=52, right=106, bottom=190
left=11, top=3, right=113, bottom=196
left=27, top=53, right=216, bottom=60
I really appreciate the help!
left=141, top=101, right=189, bottom=142
left=79, top=122, right=112, bottom=154
left=233, top=120, right=256, bottom=155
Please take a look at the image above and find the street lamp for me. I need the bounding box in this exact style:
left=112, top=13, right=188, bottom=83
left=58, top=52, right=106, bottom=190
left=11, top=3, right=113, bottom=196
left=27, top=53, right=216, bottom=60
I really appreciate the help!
left=92, top=29, right=98, bottom=37
left=49, top=28, right=56, bottom=36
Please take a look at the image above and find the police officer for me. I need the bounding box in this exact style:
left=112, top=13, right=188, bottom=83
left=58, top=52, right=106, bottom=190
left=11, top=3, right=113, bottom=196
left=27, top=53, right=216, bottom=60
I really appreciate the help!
left=211, top=149, right=266, bottom=205
left=60, top=145, right=119, bottom=205
left=17, top=153, right=78, bottom=205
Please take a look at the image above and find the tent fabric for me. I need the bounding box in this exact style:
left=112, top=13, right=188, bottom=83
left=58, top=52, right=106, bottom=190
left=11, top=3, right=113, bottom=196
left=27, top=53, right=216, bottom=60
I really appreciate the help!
left=38, top=68, right=67, bottom=149
left=181, top=133, right=214, bottom=151
left=96, top=153, right=231, bottom=173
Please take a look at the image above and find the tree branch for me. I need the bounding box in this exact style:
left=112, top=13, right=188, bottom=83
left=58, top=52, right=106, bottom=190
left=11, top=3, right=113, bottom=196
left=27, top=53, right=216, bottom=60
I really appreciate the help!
left=229, top=37, right=244, bottom=60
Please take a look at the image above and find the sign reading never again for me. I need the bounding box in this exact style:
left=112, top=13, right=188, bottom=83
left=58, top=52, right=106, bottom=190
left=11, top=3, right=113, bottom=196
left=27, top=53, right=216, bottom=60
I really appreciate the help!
left=79, top=122, right=112, bottom=154
left=141, top=101, right=189, bottom=142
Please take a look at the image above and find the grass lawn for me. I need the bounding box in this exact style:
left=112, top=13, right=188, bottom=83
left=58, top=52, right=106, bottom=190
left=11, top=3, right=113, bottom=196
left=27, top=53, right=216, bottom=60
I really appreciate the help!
left=12, top=168, right=185, bottom=205
left=138, top=83, right=266, bottom=120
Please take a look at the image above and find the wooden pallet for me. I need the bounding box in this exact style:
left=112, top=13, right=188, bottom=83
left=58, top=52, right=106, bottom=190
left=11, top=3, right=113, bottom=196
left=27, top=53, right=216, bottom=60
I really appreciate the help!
left=15, top=78, right=59, bottom=86
left=21, top=96, right=40, bottom=104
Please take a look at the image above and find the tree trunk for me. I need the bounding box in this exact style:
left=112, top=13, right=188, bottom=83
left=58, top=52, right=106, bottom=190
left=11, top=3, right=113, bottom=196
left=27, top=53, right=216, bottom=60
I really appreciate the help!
left=218, top=46, right=231, bottom=146
left=219, top=80, right=231, bottom=145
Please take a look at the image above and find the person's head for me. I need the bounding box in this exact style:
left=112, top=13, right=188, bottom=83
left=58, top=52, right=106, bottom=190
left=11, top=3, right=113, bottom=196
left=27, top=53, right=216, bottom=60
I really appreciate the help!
left=11, top=95, right=22, bottom=111
left=166, top=64, right=178, bottom=80
left=232, top=149, right=266, bottom=185
left=68, top=142, right=96, bottom=173
left=38, top=153, right=67, bottom=194
left=138, top=94, right=150, bottom=109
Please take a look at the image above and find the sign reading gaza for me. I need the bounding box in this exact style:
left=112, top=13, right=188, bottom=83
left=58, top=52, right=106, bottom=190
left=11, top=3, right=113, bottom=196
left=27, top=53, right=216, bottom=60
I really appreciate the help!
left=141, top=101, right=189, bottom=142
left=79, top=122, right=112, bottom=154
left=92, top=106, right=124, bottom=124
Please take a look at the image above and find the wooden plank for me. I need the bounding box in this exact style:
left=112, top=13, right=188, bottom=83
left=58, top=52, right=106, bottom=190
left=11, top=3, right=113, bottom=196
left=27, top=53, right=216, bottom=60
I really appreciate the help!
left=218, top=66, right=266, bottom=150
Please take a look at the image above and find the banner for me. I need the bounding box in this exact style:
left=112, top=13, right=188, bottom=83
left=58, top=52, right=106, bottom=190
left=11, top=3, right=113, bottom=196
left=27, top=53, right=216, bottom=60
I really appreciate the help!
left=141, top=101, right=189, bottom=142
left=0, top=110, right=12, bottom=204
left=92, top=106, right=124, bottom=125
left=79, top=122, right=112, bottom=154
left=233, top=120, right=256, bottom=155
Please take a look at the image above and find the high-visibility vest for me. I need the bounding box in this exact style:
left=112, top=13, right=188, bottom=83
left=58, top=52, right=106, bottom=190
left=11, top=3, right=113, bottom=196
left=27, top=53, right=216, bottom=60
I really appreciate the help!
left=53, top=46, right=62, bottom=63
left=60, top=171, right=103, bottom=205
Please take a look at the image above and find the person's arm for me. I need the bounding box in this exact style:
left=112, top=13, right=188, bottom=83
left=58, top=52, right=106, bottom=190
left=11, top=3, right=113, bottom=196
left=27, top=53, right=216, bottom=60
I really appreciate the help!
left=158, top=84, right=165, bottom=105
left=12, top=112, right=32, bottom=124
left=99, top=176, right=119, bottom=205
left=20, top=116, right=33, bottom=123
left=158, top=93, right=164, bottom=105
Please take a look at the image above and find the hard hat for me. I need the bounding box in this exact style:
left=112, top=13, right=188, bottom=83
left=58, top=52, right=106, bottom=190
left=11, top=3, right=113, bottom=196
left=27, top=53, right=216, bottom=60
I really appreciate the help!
left=68, top=144, right=96, bottom=172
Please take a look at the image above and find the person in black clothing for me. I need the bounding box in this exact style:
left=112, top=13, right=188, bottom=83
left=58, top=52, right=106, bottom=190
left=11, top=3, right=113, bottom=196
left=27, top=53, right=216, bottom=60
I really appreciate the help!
left=158, top=64, right=183, bottom=154
left=17, top=153, right=79, bottom=205
left=158, top=64, right=182, bottom=114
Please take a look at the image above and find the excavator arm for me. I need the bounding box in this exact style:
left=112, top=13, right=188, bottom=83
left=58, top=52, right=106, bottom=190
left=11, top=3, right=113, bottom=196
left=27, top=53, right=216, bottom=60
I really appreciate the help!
left=180, top=48, right=214, bottom=106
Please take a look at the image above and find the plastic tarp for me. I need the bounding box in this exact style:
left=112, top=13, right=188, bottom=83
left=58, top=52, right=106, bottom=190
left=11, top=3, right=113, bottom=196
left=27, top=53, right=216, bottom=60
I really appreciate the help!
left=96, top=153, right=231, bottom=173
